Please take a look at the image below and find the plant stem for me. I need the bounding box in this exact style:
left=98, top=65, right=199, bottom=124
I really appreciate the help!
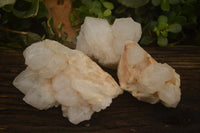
left=0, top=26, right=27, bottom=35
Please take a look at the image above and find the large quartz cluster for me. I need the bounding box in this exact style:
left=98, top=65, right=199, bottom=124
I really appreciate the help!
left=13, top=39, right=122, bottom=124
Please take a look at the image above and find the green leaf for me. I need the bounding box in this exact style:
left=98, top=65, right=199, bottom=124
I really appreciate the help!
left=47, top=16, right=55, bottom=37
left=152, top=0, right=161, bottom=6
left=36, top=2, right=49, bottom=18
left=157, top=36, right=168, bottom=46
left=57, top=23, right=63, bottom=38
left=168, top=23, right=182, bottom=33
left=26, top=32, right=41, bottom=41
left=76, top=5, right=91, bottom=20
left=161, top=0, right=170, bottom=11
left=42, top=17, right=55, bottom=38
left=117, top=0, right=149, bottom=8
left=41, top=34, right=46, bottom=40
left=92, top=0, right=102, bottom=15
left=81, top=0, right=93, bottom=8
left=157, top=16, right=168, bottom=30
left=174, top=16, right=187, bottom=25
left=103, top=9, right=111, bottom=16
left=13, top=0, right=39, bottom=18
left=21, top=32, right=41, bottom=46
left=0, top=0, right=16, bottom=8
left=102, top=1, right=114, bottom=10
left=158, top=15, right=168, bottom=23
left=158, top=22, right=168, bottom=30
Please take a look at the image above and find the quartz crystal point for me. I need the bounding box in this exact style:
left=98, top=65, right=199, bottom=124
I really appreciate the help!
left=13, top=39, right=122, bottom=124
left=118, top=41, right=181, bottom=108
left=76, top=17, right=142, bottom=68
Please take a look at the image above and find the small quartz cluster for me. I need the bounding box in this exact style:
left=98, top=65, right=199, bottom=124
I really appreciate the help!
left=76, top=17, right=142, bottom=68
left=13, top=39, right=122, bottom=124
left=118, top=41, right=181, bottom=108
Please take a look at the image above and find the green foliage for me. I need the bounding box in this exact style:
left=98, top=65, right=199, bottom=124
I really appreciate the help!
left=70, top=0, right=114, bottom=25
left=13, top=0, right=39, bottom=18
left=157, top=35, right=168, bottom=46
left=168, top=23, right=182, bottom=33
left=41, top=17, right=73, bottom=45
left=20, top=32, right=42, bottom=46
left=150, top=0, right=199, bottom=46
left=130, top=0, right=199, bottom=46
left=71, top=0, right=199, bottom=46
left=161, top=0, right=170, bottom=11
left=0, top=0, right=199, bottom=48
left=0, top=0, right=45, bottom=48
left=42, top=17, right=55, bottom=39
left=102, top=1, right=114, bottom=10
left=153, top=14, right=182, bottom=46
left=0, top=0, right=72, bottom=49
left=36, top=2, right=48, bottom=18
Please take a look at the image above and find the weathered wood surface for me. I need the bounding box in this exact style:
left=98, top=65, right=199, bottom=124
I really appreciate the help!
left=0, top=45, right=200, bottom=133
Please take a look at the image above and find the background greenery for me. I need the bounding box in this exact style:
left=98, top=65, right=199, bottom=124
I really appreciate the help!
left=0, top=0, right=199, bottom=49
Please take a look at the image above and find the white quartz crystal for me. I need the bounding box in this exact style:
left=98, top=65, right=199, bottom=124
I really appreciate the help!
left=13, top=39, right=122, bottom=124
left=117, top=41, right=181, bottom=108
left=76, top=17, right=142, bottom=68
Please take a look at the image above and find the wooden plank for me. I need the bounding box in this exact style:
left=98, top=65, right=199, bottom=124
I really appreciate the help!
left=0, top=46, right=200, bottom=133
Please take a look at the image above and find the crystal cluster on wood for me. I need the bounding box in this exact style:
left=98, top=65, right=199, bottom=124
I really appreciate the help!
left=118, top=41, right=181, bottom=108
left=76, top=17, right=142, bottom=68
left=13, top=39, right=122, bottom=124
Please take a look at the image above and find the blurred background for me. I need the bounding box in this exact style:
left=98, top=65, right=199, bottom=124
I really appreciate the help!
left=0, top=0, right=199, bottom=49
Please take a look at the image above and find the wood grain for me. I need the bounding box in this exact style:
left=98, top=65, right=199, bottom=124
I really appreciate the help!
left=0, top=46, right=200, bottom=133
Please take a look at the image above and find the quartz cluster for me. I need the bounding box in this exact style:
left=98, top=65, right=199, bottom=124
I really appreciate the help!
left=118, top=41, right=181, bottom=108
left=13, top=39, right=122, bottom=124
left=76, top=17, right=142, bottom=68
